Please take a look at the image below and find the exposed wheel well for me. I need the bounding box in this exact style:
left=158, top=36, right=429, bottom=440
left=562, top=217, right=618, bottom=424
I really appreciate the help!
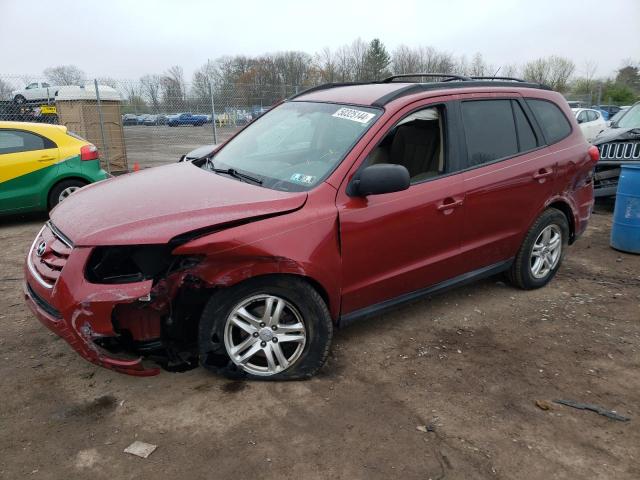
left=547, top=201, right=575, bottom=243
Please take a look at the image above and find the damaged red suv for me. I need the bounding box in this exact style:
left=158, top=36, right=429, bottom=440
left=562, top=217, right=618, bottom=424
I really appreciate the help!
left=24, top=74, right=599, bottom=380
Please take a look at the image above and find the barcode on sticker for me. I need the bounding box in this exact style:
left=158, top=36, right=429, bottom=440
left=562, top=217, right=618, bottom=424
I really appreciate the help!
left=332, top=108, right=375, bottom=124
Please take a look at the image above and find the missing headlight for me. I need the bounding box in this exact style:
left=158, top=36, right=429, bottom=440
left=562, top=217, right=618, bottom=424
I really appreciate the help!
left=85, top=245, right=200, bottom=284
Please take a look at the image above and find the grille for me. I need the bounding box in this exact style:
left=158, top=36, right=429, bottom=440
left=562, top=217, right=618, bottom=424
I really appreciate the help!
left=598, top=142, right=640, bottom=160
left=29, top=222, right=73, bottom=288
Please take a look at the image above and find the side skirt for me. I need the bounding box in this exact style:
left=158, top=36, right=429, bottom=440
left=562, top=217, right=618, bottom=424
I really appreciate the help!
left=338, top=259, right=513, bottom=328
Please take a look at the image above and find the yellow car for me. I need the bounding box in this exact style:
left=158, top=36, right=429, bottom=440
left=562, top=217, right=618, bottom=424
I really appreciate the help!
left=0, top=121, right=108, bottom=214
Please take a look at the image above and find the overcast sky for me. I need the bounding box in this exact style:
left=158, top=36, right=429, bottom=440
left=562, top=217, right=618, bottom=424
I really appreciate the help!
left=1, top=0, right=638, bottom=81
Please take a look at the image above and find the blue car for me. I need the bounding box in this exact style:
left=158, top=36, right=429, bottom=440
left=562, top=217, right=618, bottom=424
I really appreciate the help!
left=167, top=113, right=207, bottom=127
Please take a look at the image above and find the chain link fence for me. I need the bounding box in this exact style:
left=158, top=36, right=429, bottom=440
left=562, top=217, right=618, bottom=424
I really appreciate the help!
left=0, top=75, right=306, bottom=172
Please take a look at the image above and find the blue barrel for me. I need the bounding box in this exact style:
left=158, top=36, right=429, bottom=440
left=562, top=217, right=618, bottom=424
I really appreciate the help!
left=611, top=165, right=640, bottom=254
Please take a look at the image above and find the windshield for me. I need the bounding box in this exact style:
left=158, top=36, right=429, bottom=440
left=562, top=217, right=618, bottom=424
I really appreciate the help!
left=617, top=103, right=640, bottom=129
left=209, top=101, right=381, bottom=191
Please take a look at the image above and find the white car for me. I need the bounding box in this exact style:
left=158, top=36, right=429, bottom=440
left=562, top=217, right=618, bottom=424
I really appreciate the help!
left=12, top=82, right=58, bottom=104
left=572, top=108, right=606, bottom=142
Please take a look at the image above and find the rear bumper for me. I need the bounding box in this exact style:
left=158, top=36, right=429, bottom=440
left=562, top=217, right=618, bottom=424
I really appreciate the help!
left=23, top=229, right=160, bottom=376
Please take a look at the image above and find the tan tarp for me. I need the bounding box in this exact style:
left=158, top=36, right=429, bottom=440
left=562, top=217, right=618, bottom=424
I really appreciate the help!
left=55, top=100, right=128, bottom=173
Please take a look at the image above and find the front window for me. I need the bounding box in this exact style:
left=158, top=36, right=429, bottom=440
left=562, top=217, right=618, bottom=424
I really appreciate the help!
left=208, top=101, right=381, bottom=191
left=617, top=104, right=640, bottom=129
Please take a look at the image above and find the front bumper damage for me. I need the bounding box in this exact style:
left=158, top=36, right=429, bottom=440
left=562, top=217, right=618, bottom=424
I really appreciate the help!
left=23, top=223, right=202, bottom=376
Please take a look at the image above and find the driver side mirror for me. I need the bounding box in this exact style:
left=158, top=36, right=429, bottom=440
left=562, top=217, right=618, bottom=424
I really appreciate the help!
left=350, top=164, right=410, bottom=196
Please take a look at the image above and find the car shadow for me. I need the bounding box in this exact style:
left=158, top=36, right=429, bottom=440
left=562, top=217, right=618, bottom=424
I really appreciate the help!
left=0, top=212, right=49, bottom=228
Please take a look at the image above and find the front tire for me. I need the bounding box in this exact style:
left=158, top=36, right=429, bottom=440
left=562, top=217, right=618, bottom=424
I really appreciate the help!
left=14, top=95, right=26, bottom=104
left=198, top=276, right=333, bottom=380
left=508, top=208, right=569, bottom=289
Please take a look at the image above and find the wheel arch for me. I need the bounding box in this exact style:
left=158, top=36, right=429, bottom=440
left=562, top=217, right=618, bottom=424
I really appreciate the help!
left=45, top=175, right=90, bottom=208
left=191, top=266, right=338, bottom=322
left=546, top=199, right=577, bottom=244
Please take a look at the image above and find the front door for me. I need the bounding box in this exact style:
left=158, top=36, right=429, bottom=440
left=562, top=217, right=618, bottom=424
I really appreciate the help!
left=337, top=100, right=468, bottom=316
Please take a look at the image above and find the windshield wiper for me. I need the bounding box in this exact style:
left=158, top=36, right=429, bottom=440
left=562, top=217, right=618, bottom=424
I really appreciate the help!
left=207, top=159, right=263, bottom=185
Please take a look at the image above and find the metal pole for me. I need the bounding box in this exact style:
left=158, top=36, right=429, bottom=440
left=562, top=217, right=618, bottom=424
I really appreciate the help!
left=94, top=79, right=111, bottom=175
left=209, top=79, right=218, bottom=144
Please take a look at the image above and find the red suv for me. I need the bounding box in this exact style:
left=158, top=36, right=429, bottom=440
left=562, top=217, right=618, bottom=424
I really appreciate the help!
left=24, top=74, right=599, bottom=380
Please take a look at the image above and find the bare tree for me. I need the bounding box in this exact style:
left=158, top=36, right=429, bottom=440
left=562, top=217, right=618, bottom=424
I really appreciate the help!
left=522, top=56, right=575, bottom=91
left=43, top=65, right=86, bottom=85
left=392, top=45, right=421, bottom=74
left=315, top=47, right=337, bottom=83
left=162, top=66, right=186, bottom=111
left=140, top=74, right=163, bottom=111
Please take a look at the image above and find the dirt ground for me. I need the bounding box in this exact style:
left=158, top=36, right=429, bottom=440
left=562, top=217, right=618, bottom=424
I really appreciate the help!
left=1, top=203, right=639, bottom=480
left=123, top=125, right=240, bottom=167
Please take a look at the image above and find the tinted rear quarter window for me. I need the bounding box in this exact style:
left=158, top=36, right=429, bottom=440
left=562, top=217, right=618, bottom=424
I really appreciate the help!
left=513, top=101, right=538, bottom=151
left=461, top=100, right=518, bottom=166
left=526, top=99, right=572, bottom=144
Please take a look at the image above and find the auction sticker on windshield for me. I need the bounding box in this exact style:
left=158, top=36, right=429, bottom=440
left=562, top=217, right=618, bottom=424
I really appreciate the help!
left=332, top=107, right=375, bottom=124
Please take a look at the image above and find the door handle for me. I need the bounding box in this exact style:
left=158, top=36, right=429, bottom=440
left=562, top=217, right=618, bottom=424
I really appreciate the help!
left=533, top=168, right=553, bottom=180
left=437, top=197, right=464, bottom=211
left=38, top=156, right=56, bottom=162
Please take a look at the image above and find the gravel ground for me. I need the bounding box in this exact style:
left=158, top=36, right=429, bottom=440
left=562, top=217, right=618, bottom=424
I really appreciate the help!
left=123, top=125, right=240, bottom=167
left=1, top=203, right=639, bottom=479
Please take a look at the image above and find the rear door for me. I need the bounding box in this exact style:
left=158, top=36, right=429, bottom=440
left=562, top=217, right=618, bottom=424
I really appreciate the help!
left=0, top=129, right=59, bottom=212
left=456, top=95, right=557, bottom=271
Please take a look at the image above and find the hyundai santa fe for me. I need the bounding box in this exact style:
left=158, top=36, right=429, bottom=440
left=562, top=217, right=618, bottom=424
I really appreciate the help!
left=24, top=74, right=599, bottom=380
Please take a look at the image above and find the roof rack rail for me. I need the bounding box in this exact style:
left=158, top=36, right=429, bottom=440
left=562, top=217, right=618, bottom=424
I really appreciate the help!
left=468, top=76, right=528, bottom=82
left=382, top=73, right=471, bottom=83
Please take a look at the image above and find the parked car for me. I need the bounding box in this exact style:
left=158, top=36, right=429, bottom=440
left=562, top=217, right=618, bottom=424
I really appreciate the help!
left=592, top=101, right=640, bottom=197
left=567, top=100, right=586, bottom=109
left=593, top=104, right=622, bottom=120
left=572, top=108, right=607, bottom=141
left=12, top=82, right=59, bottom=104
left=167, top=112, right=208, bottom=127
left=137, top=114, right=150, bottom=125
left=0, top=121, right=107, bottom=214
left=24, top=75, right=598, bottom=380
left=143, top=114, right=167, bottom=126
left=122, top=114, right=138, bottom=126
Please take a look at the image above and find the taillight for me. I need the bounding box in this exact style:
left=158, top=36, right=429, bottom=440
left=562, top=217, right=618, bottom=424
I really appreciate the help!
left=588, top=145, right=600, bottom=163
left=80, top=144, right=99, bottom=161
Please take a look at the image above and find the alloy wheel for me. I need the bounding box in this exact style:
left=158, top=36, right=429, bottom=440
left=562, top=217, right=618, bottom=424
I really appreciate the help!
left=58, top=186, right=80, bottom=203
left=223, top=294, right=307, bottom=376
left=530, top=224, right=562, bottom=279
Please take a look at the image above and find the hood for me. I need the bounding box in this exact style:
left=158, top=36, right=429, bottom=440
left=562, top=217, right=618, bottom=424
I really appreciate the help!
left=592, top=127, right=640, bottom=145
left=51, top=162, right=307, bottom=246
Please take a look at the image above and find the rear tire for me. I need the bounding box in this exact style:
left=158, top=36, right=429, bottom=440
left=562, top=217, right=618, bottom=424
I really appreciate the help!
left=48, top=179, right=87, bottom=210
left=508, top=208, right=569, bottom=289
left=198, top=276, right=333, bottom=381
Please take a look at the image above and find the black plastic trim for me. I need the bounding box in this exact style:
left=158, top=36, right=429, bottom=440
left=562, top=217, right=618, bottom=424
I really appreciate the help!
left=26, top=282, right=62, bottom=319
left=372, top=81, right=551, bottom=107
left=338, top=259, right=513, bottom=328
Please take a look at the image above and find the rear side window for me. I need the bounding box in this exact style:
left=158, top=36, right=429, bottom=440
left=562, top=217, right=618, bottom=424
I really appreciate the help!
left=513, top=101, right=538, bottom=152
left=0, top=130, right=53, bottom=154
left=461, top=100, right=518, bottom=166
left=526, top=99, right=572, bottom=144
